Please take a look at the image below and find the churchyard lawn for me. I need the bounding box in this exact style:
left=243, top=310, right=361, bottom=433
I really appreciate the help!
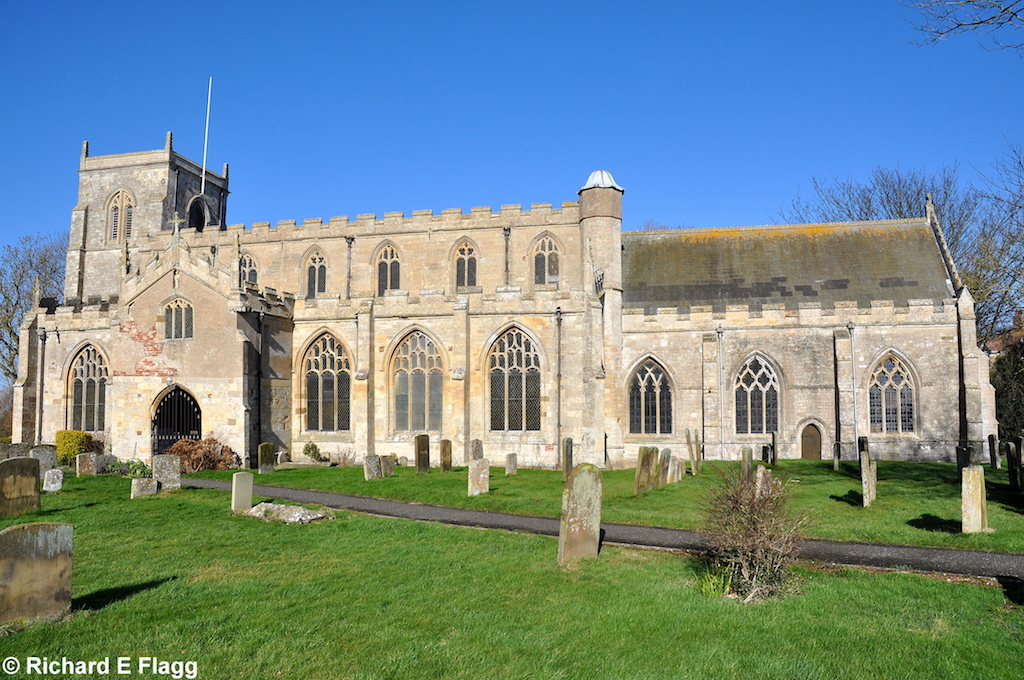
left=1, top=475, right=1022, bottom=679
left=192, top=459, right=1024, bottom=554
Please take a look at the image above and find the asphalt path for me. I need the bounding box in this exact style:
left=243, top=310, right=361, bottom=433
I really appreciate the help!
left=183, top=478, right=1024, bottom=582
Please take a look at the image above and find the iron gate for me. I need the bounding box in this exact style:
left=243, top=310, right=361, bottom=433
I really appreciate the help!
left=152, top=387, right=202, bottom=454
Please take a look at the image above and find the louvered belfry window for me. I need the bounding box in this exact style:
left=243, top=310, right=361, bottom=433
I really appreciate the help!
left=109, top=191, right=134, bottom=241
left=489, top=328, right=541, bottom=431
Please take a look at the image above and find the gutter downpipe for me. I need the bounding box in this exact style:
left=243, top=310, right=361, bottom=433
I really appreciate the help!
left=556, top=307, right=562, bottom=452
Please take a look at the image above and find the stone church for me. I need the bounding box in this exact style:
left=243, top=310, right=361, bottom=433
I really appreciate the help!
left=12, top=134, right=997, bottom=467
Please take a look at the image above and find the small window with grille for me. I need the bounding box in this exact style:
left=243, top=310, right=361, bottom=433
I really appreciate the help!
left=164, top=299, right=194, bottom=340
left=869, top=354, right=915, bottom=434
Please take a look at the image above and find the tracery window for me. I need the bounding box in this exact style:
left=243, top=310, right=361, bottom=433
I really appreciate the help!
left=869, top=355, right=915, bottom=433
left=629, top=359, right=672, bottom=434
left=488, top=328, right=541, bottom=431
left=735, top=356, right=779, bottom=434
left=377, top=245, right=401, bottom=296
left=393, top=331, right=443, bottom=431
left=306, top=250, right=326, bottom=299
left=455, top=241, right=477, bottom=288
left=533, top=237, right=559, bottom=287
left=239, top=253, right=258, bottom=288
left=304, top=334, right=351, bottom=432
left=109, top=191, right=134, bottom=241
left=69, top=346, right=108, bottom=432
left=164, top=299, right=194, bottom=340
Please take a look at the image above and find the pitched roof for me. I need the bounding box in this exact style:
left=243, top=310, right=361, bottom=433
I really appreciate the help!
left=621, top=219, right=954, bottom=311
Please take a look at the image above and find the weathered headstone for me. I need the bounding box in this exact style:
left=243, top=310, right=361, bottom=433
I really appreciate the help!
left=833, top=442, right=841, bottom=471
left=29, top=445, right=58, bottom=474
left=130, top=478, right=158, bottom=499
left=0, top=522, right=73, bottom=622
left=363, top=454, right=383, bottom=480
left=258, top=442, right=275, bottom=475
left=694, top=430, right=703, bottom=473
left=95, top=454, right=118, bottom=472
left=468, top=458, right=490, bottom=496
left=770, top=431, right=779, bottom=465
left=988, top=434, right=1000, bottom=469
left=440, top=439, right=452, bottom=472
left=416, top=434, right=430, bottom=473
left=76, top=452, right=97, bottom=477
left=1005, top=441, right=1020, bottom=492
left=1011, top=437, right=1024, bottom=491
left=685, top=429, right=697, bottom=475
left=0, top=457, right=41, bottom=517
left=961, top=465, right=991, bottom=533
left=857, top=437, right=869, bottom=473
left=505, top=453, right=517, bottom=476
left=633, top=447, right=659, bottom=495
left=754, top=465, right=773, bottom=499
left=669, top=455, right=684, bottom=483
left=380, top=455, right=395, bottom=478
left=561, top=438, right=574, bottom=480
left=471, top=439, right=484, bottom=460
left=43, top=468, right=64, bottom=493
left=557, top=464, right=603, bottom=566
left=152, top=454, right=181, bottom=490
left=232, top=471, right=254, bottom=514
left=741, top=446, right=753, bottom=482
left=399, top=456, right=409, bottom=466
left=860, top=449, right=877, bottom=507
left=657, top=448, right=671, bottom=488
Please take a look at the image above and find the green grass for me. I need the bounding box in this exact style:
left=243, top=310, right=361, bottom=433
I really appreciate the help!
left=191, top=459, right=1024, bottom=553
left=2, top=475, right=1022, bottom=679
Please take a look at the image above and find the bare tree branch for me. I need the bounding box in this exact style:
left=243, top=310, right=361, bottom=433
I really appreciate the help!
left=905, top=0, right=1024, bottom=53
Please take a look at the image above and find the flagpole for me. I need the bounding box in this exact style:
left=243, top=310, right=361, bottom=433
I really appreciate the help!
left=200, top=77, right=212, bottom=196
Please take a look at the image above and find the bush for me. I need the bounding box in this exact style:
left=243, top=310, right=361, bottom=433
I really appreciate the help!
left=106, top=459, right=152, bottom=477
left=164, top=438, right=239, bottom=473
left=303, top=441, right=324, bottom=462
left=55, top=430, right=94, bottom=467
left=700, top=467, right=807, bottom=603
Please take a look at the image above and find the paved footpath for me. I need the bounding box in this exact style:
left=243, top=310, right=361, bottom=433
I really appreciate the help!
left=184, top=478, right=1024, bottom=582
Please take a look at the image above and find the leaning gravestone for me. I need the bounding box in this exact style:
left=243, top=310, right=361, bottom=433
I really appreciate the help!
left=505, top=453, right=517, bottom=476
left=770, top=431, right=779, bottom=465
left=468, top=458, right=490, bottom=496
left=561, top=438, right=573, bottom=481
left=76, top=453, right=97, bottom=477
left=0, top=522, right=73, bottom=622
left=416, top=434, right=431, bottom=473
left=633, top=447, right=659, bottom=495
left=741, top=446, right=754, bottom=482
left=380, top=455, right=395, bottom=478
left=130, top=478, right=158, bottom=499
left=670, top=455, right=685, bottom=483
left=988, top=434, right=1000, bottom=470
left=232, top=472, right=254, bottom=514
left=363, top=454, right=383, bottom=480
left=440, top=439, right=452, bottom=473
left=557, top=464, right=602, bottom=566
left=152, top=454, right=181, bottom=490
left=470, top=439, right=484, bottom=461
left=961, top=465, right=991, bottom=534
left=30, top=445, right=58, bottom=475
left=657, top=448, right=672, bottom=488
left=0, top=457, right=41, bottom=517
left=258, top=443, right=275, bottom=475
left=43, top=468, right=64, bottom=493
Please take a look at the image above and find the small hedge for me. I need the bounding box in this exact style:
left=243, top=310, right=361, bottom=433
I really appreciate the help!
left=55, top=430, right=94, bottom=467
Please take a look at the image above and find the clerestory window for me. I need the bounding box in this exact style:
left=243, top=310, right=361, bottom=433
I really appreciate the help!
left=533, top=237, right=559, bottom=287
left=455, top=241, right=477, bottom=288
left=377, top=245, right=401, bottom=296
left=306, top=250, right=326, bottom=299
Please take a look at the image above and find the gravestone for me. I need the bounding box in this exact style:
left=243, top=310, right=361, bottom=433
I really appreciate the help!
left=232, top=472, right=254, bottom=514
left=440, top=439, right=452, bottom=472
left=860, top=449, right=877, bottom=507
left=741, top=446, right=753, bottom=482
left=0, top=523, right=73, bottom=622
left=956, top=445, right=973, bottom=479
left=0, top=457, right=41, bottom=517
left=43, top=468, right=64, bottom=493
left=96, top=454, right=118, bottom=472
left=399, top=456, right=409, bottom=466
left=1012, top=437, right=1024, bottom=491
left=833, top=442, right=841, bottom=471
left=857, top=437, right=869, bottom=473
left=669, top=455, right=684, bottom=483
left=258, top=443, right=275, bottom=475
left=685, top=429, right=697, bottom=475
left=416, top=434, right=431, bottom=473
left=380, top=455, right=395, bottom=478
left=151, top=454, right=181, bottom=490
left=505, top=453, right=517, bottom=476
left=754, top=465, right=773, bottom=499
left=961, top=465, right=991, bottom=533
left=130, top=478, right=158, bottom=499
left=76, top=453, right=97, bottom=477
left=468, top=458, right=489, bottom=496
left=30, top=445, right=58, bottom=474
left=557, top=464, right=603, bottom=566
left=633, top=447, right=659, bottom=495
left=988, top=434, right=1000, bottom=469
left=561, top=438, right=573, bottom=481
left=694, top=430, right=703, bottom=473
left=363, top=454, right=383, bottom=480
left=1005, top=441, right=1020, bottom=492
left=770, top=431, right=779, bottom=465
left=657, top=448, right=671, bottom=488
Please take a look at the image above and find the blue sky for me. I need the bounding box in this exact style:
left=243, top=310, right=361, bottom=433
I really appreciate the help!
left=1, top=1, right=1021, bottom=248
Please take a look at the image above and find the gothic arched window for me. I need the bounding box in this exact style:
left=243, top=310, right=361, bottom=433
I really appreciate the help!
left=735, top=356, right=779, bottom=434
left=393, top=331, right=443, bottom=431
left=164, top=299, right=194, bottom=339
left=629, top=359, right=672, bottom=434
left=306, top=250, right=326, bottom=299
left=488, top=328, right=541, bottom=431
left=69, top=346, right=108, bottom=432
left=534, top=237, right=559, bottom=287
left=109, top=191, right=134, bottom=241
left=869, top=355, right=915, bottom=433
left=240, top=253, right=258, bottom=288
left=455, top=241, right=477, bottom=288
left=377, top=245, right=401, bottom=296
left=304, top=334, right=352, bottom=432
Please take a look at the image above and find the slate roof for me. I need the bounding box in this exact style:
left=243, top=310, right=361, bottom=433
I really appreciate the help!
left=621, top=219, right=955, bottom=312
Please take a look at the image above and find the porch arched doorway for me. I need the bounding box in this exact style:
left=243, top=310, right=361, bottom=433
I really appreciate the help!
left=152, top=387, right=202, bottom=454
left=801, top=424, right=822, bottom=460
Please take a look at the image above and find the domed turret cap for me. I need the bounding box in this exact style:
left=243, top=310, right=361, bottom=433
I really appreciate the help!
left=579, top=170, right=624, bottom=194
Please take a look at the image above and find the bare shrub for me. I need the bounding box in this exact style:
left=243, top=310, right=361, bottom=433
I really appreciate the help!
left=700, top=467, right=807, bottom=603
left=164, top=438, right=239, bottom=473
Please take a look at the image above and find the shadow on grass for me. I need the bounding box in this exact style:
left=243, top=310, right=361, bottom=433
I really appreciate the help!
left=36, top=502, right=101, bottom=515
left=830, top=490, right=863, bottom=506
left=73, top=577, right=176, bottom=612
left=987, top=481, right=1024, bottom=516
left=998, top=577, right=1024, bottom=606
left=907, top=514, right=960, bottom=534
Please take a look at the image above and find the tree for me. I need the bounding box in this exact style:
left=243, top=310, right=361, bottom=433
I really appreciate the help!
left=905, top=1, right=1024, bottom=54
left=991, top=338, right=1024, bottom=437
left=0, top=232, right=67, bottom=384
